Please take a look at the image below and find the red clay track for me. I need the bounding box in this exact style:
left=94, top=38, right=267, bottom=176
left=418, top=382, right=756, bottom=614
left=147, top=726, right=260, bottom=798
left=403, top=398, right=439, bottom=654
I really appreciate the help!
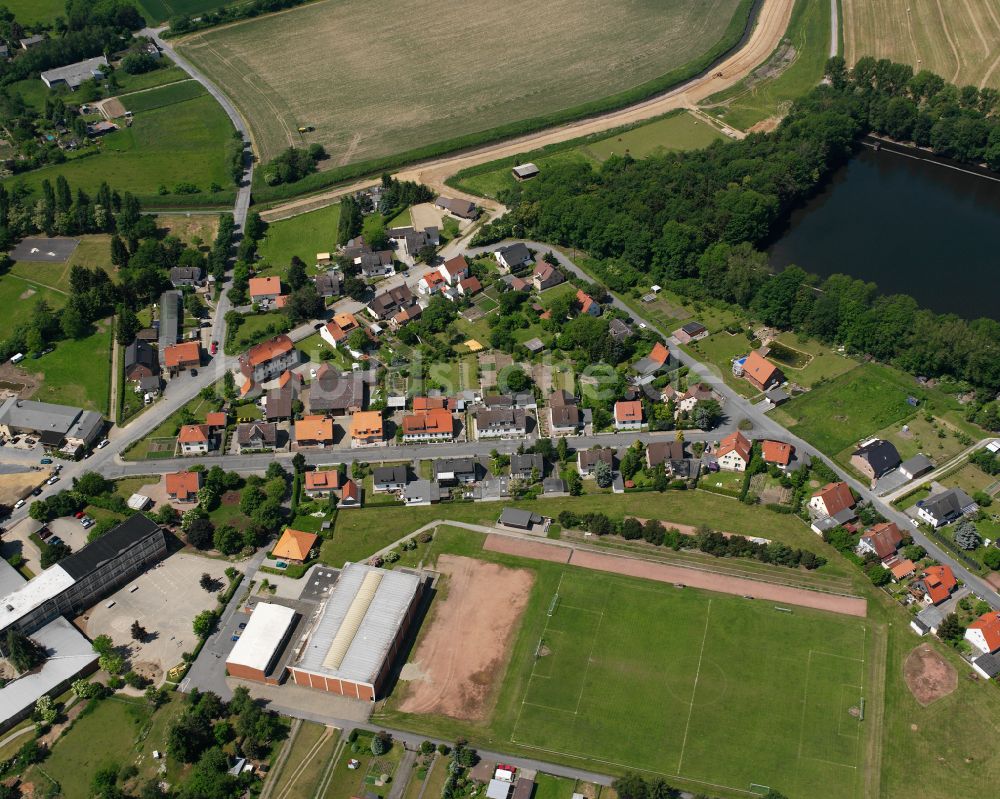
left=484, top=534, right=867, bottom=617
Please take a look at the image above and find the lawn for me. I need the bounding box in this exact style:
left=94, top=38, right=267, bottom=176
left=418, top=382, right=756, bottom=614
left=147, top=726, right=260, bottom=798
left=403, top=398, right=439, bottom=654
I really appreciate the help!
left=125, top=393, right=218, bottom=460
left=258, top=204, right=342, bottom=272
left=227, top=312, right=290, bottom=354
left=379, top=543, right=871, bottom=799
left=295, top=332, right=352, bottom=370
left=155, top=213, right=220, bottom=248
left=682, top=331, right=760, bottom=399
left=23, top=326, right=112, bottom=413
left=4, top=0, right=63, bottom=24
left=120, top=79, right=205, bottom=113
left=770, top=332, right=860, bottom=387
left=3, top=92, right=236, bottom=205
left=702, top=0, right=832, bottom=130
left=455, top=112, right=723, bottom=199
left=0, top=271, right=67, bottom=339
left=322, top=731, right=404, bottom=799
left=268, top=721, right=339, bottom=799
left=841, top=413, right=969, bottom=472
left=26, top=695, right=188, bottom=799
left=177, top=0, right=749, bottom=167
left=320, top=489, right=840, bottom=573
left=779, top=364, right=918, bottom=457
left=138, top=0, right=232, bottom=22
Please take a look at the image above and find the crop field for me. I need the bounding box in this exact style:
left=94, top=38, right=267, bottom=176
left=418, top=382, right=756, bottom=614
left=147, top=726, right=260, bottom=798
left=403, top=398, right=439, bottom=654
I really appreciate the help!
left=121, top=80, right=205, bottom=113
left=177, top=0, right=748, bottom=166
left=842, top=0, right=1000, bottom=89
left=5, top=0, right=64, bottom=24
left=3, top=91, right=235, bottom=204
left=384, top=544, right=873, bottom=799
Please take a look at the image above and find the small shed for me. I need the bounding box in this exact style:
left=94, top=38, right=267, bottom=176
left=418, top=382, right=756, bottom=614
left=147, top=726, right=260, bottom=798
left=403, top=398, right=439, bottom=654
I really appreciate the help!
left=512, top=163, right=539, bottom=181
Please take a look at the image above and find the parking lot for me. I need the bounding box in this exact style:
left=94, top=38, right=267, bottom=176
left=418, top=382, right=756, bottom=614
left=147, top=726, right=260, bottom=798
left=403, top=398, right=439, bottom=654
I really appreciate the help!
left=82, top=552, right=228, bottom=685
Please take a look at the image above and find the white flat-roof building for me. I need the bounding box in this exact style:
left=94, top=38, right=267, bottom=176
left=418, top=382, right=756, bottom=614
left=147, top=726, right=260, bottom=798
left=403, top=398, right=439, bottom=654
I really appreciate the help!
left=226, top=602, right=298, bottom=683
left=289, top=563, right=424, bottom=701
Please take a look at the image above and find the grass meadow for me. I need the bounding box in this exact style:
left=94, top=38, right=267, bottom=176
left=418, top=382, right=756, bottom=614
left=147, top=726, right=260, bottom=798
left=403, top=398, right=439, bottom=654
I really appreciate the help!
left=138, top=0, right=232, bottom=22
left=25, top=326, right=112, bottom=413
left=177, top=0, right=747, bottom=165
left=702, top=0, right=832, bottom=130
left=4, top=0, right=64, bottom=24
left=378, top=531, right=872, bottom=799
left=842, top=0, right=1000, bottom=90
left=3, top=89, right=235, bottom=204
left=121, top=79, right=206, bottom=113
left=258, top=204, right=341, bottom=271
left=454, top=111, right=724, bottom=199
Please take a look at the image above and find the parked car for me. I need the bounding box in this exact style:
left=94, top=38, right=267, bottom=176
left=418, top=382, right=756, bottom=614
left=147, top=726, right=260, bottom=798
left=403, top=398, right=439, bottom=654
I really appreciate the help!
left=39, top=529, right=51, bottom=540
left=189, top=368, right=198, bottom=377
left=46, top=476, right=59, bottom=485
left=31, top=488, right=42, bottom=496
left=49, top=536, right=63, bottom=546
left=238, top=622, right=247, bottom=629
left=13, top=499, right=25, bottom=509
left=74, top=510, right=85, bottom=519
left=97, top=439, right=109, bottom=449
left=231, top=634, right=240, bottom=642
left=40, top=457, right=52, bottom=464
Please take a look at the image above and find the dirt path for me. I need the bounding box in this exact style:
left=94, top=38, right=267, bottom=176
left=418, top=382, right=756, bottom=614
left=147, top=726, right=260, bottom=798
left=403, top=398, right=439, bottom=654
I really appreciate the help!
left=261, top=0, right=796, bottom=220
left=484, top=535, right=868, bottom=617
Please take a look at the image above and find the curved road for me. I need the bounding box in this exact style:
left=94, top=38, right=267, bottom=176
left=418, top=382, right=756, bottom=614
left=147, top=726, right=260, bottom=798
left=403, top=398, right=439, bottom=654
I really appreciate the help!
left=261, top=0, right=797, bottom=221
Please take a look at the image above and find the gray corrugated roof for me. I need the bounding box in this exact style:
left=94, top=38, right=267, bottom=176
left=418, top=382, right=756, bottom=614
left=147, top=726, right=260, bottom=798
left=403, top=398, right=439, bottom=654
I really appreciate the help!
left=0, top=397, right=83, bottom=435
left=294, top=563, right=421, bottom=685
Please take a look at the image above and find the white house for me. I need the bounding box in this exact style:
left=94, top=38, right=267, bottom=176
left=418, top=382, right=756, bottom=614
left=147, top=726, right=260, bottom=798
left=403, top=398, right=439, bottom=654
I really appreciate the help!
left=438, top=255, right=470, bottom=286
left=916, top=487, right=977, bottom=527
left=966, top=611, right=1000, bottom=654
left=613, top=401, right=643, bottom=431
left=716, top=431, right=751, bottom=472
left=807, top=481, right=855, bottom=518
left=178, top=424, right=212, bottom=456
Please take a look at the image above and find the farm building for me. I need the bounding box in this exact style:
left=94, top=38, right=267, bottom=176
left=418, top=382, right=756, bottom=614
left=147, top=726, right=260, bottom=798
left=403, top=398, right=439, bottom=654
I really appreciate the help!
left=225, top=602, right=298, bottom=684
left=40, top=56, right=108, bottom=89
left=288, top=563, right=425, bottom=701
left=512, top=163, right=539, bottom=180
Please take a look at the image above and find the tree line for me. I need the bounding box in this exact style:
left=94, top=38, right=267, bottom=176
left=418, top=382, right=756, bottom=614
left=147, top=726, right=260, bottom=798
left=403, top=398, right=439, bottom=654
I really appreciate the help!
left=474, top=57, right=1000, bottom=395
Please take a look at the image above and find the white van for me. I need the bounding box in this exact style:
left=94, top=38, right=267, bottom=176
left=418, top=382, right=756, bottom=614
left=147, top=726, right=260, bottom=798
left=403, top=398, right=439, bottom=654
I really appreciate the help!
left=13, top=499, right=24, bottom=509
left=10, top=353, right=24, bottom=364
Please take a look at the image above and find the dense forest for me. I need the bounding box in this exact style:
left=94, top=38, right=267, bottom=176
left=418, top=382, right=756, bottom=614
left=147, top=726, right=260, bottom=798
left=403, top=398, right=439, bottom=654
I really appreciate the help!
left=475, top=57, right=1000, bottom=395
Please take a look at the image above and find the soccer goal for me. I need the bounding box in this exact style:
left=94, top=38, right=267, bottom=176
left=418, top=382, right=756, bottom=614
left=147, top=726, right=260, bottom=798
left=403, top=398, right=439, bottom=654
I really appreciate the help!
left=547, top=592, right=560, bottom=616
left=749, top=784, right=771, bottom=796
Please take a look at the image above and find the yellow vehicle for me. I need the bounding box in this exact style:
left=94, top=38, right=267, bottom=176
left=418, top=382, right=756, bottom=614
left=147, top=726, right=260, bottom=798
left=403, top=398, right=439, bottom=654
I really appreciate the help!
left=297, top=125, right=314, bottom=133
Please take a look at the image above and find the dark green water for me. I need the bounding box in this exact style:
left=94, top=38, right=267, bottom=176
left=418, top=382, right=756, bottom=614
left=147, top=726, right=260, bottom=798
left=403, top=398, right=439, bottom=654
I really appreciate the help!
left=768, top=146, right=1000, bottom=320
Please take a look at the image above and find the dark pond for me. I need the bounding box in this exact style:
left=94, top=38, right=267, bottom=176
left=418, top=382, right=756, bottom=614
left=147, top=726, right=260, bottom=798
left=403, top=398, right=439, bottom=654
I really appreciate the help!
left=768, top=145, right=1000, bottom=320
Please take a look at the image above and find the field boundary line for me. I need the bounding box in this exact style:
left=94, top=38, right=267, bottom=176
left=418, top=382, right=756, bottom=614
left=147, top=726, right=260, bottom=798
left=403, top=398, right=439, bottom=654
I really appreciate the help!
left=573, top=592, right=609, bottom=715
left=676, top=598, right=713, bottom=775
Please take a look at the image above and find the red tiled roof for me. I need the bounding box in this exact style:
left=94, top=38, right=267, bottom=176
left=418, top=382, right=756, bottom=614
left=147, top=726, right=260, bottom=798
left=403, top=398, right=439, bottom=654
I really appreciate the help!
left=614, top=400, right=643, bottom=423
left=441, top=255, right=468, bottom=277
left=164, top=470, right=201, bottom=500
left=178, top=424, right=210, bottom=443
left=813, top=481, right=855, bottom=516
left=402, top=408, right=453, bottom=435
left=576, top=289, right=596, bottom=314
left=718, top=431, right=751, bottom=462
left=761, top=440, right=793, bottom=466
left=861, top=522, right=903, bottom=560
left=245, top=334, right=293, bottom=367
left=423, top=270, right=445, bottom=288
left=969, top=611, right=1000, bottom=652
left=163, top=341, right=200, bottom=368
left=341, top=479, right=360, bottom=502
left=412, top=397, right=446, bottom=412
left=889, top=559, right=915, bottom=580
left=249, top=275, right=281, bottom=298
left=921, top=565, right=956, bottom=604
left=649, top=342, right=670, bottom=365
left=273, top=528, right=317, bottom=561
left=459, top=276, right=482, bottom=294
left=205, top=412, right=227, bottom=428
left=294, top=415, right=334, bottom=442
left=742, top=350, right=780, bottom=385
left=305, top=469, right=342, bottom=490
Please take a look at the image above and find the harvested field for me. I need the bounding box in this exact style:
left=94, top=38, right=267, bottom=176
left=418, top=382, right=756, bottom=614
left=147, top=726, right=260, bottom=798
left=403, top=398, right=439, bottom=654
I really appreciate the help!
left=903, top=643, right=957, bottom=706
left=177, top=0, right=748, bottom=165
left=0, top=471, right=45, bottom=506
left=484, top=534, right=571, bottom=564
left=843, top=0, right=1000, bottom=89
left=569, top=547, right=867, bottom=616
left=399, top=554, right=534, bottom=721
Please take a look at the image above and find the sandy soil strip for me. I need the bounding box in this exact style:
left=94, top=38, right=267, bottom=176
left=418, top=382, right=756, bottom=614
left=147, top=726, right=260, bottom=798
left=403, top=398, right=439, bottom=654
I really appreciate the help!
left=484, top=534, right=571, bottom=563
left=569, top=549, right=867, bottom=616
left=398, top=554, right=534, bottom=721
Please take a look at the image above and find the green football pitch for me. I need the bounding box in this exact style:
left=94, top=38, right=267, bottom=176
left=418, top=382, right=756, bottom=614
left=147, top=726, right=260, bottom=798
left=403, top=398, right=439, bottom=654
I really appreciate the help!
left=509, top=570, right=869, bottom=799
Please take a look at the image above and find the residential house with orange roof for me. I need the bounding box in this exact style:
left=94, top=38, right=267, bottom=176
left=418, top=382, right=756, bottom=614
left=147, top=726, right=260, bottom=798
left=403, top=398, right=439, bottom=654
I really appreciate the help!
left=761, top=440, right=793, bottom=468
left=303, top=468, right=343, bottom=498
left=339, top=478, right=361, bottom=508
left=717, top=431, right=752, bottom=472
left=613, top=400, right=643, bottom=431
left=576, top=289, right=601, bottom=317
left=390, top=304, right=422, bottom=331
left=889, top=559, right=916, bottom=582
left=418, top=269, right=446, bottom=296
left=914, top=565, right=957, bottom=605
left=350, top=410, right=384, bottom=447
left=856, top=521, right=904, bottom=562
left=162, top=341, right=201, bottom=377
left=294, top=415, right=334, bottom=448
left=458, top=276, right=482, bottom=297
left=272, top=528, right=318, bottom=564
left=320, top=313, right=360, bottom=349
left=402, top=408, right=454, bottom=442
left=808, top=481, right=856, bottom=519
left=178, top=424, right=213, bottom=456
left=734, top=350, right=784, bottom=392
left=632, top=341, right=672, bottom=380
left=249, top=275, right=281, bottom=304
left=438, top=255, right=469, bottom=286
left=239, top=334, right=299, bottom=384
left=412, top=397, right=446, bottom=412
left=205, top=411, right=227, bottom=430
left=165, top=470, right=202, bottom=502
left=677, top=383, right=716, bottom=414
left=966, top=611, right=1000, bottom=654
